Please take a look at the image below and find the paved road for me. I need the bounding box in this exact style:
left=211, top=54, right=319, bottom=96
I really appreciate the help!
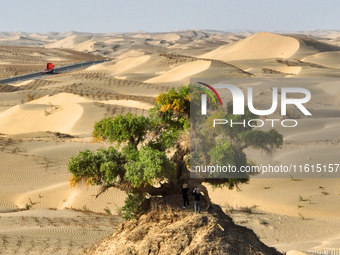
left=0, top=60, right=108, bottom=84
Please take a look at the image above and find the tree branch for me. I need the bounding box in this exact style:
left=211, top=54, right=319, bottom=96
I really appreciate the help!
left=93, top=185, right=115, bottom=199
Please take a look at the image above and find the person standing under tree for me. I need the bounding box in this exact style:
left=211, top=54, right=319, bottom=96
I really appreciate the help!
left=181, top=184, right=189, bottom=208
left=193, top=187, right=201, bottom=214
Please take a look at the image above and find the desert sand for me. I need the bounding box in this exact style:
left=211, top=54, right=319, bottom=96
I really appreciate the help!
left=0, top=29, right=340, bottom=254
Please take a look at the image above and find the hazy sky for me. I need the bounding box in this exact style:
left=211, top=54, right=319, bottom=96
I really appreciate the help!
left=0, top=0, right=339, bottom=33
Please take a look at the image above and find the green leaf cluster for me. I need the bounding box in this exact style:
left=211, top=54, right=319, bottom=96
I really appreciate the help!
left=93, top=113, right=150, bottom=147
left=68, top=147, right=126, bottom=186
left=124, top=146, right=175, bottom=188
left=121, top=191, right=148, bottom=220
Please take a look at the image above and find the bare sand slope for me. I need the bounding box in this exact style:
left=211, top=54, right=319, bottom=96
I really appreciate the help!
left=88, top=55, right=151, bottom=76
left=0, top=137, right=127, bottom=212
left=45, top=35, right=93, bottom=49
left=87, top=54, right=250, bottom=85
left=0, top=93, right=107, bottom=135
left=0, top=36, right=50, bottom=47
left=198, top=32, right=340, bottom=79
left=200, top=32, right=300, bottom=61
left=0, top=94, right=84, bottom=135
left=0, top=209, right=121, bottom=255
left=145, top=60, right=211, bottom=83
left=302, top=51, right=340, bottom=69
left=152, top=33, right=180, bottom=41
left=87, top=54, right=208, bottom=83
left=73, top=38, right=98, bottom=52
left=0, top=135, right=125, bottom=254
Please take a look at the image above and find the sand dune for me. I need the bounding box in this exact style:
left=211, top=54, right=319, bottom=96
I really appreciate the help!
left=0, top=92, right=155, bottom=136
left=294, top=67, right=340, bottom=78
left=45, top=35, right=93, bottom=49
left=302, top=51, right=340, bottom=69
left=73, top=38, right=98, bottom=52
left=0, top=36, right=48, bottom=47
left=88, top=55, right=151, bottom=75
left=145, top=60, right=211, bottom=83
left=200, top=32, right=300, bottom=61
left=0, top=94, right=84, bottom=135
left=152, top=33, right=180, bottom=41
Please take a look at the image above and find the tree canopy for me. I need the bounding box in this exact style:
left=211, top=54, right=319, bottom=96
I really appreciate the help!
left=68, top=84, right=283, bottom=219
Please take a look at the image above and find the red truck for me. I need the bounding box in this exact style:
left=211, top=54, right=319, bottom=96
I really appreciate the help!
left=41, top=63, right=55, bottom=74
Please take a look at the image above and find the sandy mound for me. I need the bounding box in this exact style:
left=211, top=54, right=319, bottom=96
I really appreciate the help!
left=45, top=35, right=93, bottom=49
left=200, top=32, right=300, bottom=61
left=73, top=38, right=97, bottom=52
left=0, top=36, right=49, bottom=47
left=115, top=49, right=145, bottom=60
left=145, top=60, right=211, bottom=83
left=84, top=203, right=282, bottom=255
left=152, top=33, right=180, bottom=41
left=0, top=92, right=154, bottom=136
left=0, top=93, right=86, bottom=135
left=88, top=55, right=151, bottom=75
left=302, top=51, right=340, bottom=68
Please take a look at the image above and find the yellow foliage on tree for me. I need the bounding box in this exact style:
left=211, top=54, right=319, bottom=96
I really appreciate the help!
left=156, top=86, right=190, bottom=115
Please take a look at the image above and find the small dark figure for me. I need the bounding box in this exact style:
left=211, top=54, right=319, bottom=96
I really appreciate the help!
left=182, top=184, right=189, bottom=208
left=193, top=187, right=201, bottom=213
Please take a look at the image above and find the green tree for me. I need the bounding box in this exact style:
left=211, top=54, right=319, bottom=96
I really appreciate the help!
left=92, top=113, right=150, bottom=148
left=68, top=85, right=283, bottom=219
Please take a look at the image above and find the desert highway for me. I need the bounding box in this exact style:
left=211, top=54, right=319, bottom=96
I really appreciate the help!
left=0, top=60, right=109, bottom=84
